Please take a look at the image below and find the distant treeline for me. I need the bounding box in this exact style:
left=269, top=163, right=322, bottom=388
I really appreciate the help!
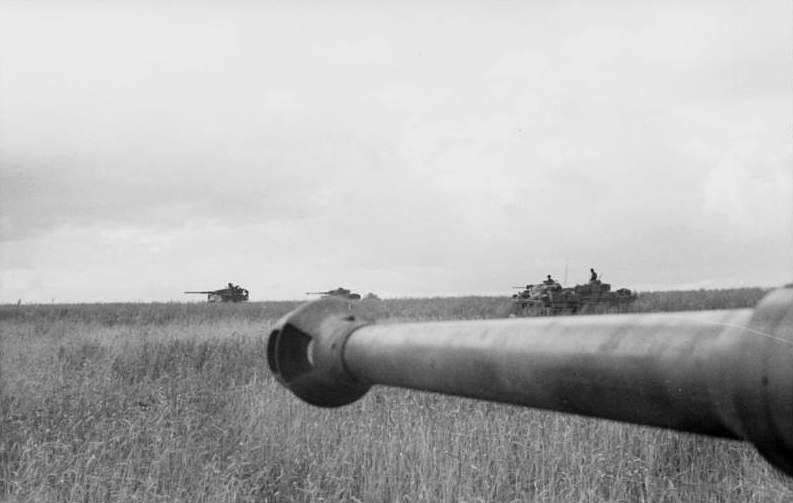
left=629, top=287, right=771, bottom=312
left=0, top=287, right=773, bottom=326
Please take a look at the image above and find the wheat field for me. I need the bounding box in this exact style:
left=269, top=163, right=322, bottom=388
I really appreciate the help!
left=2, top=288, right=792, bottom=502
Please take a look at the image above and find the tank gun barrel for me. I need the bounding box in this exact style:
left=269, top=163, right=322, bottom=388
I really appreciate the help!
left=184, top=291, right=214, bottom=294
left=268, top=288, right=793, bottom=476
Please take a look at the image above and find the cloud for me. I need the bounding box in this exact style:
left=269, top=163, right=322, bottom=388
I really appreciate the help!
left=703, top=141, right=793, bottom=237
left=1, top=1, right=791, bottom=301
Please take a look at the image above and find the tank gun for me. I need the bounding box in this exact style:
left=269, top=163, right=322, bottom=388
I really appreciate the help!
left=268, top=287, right=793, bottom=476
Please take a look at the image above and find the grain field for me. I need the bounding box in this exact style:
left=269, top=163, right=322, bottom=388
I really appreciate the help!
left=2, top=288, right=791, bottom=502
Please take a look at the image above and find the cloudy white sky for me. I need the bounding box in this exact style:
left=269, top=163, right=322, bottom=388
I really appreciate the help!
left=1, top=1, right=791, bottom=302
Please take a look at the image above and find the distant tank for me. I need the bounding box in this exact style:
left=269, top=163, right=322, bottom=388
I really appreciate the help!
left=185, top=283, right=249, bottom=303
left=512, top=271, right=636, bottom=316
left=306, top=287, right=362, bottom=300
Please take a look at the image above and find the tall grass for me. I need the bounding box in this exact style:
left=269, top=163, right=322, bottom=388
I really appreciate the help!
left=2, top=287, right=790, bottom=501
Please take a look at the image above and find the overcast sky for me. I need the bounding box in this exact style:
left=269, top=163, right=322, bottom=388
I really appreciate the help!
left=1, top=1, right=791, bottom=302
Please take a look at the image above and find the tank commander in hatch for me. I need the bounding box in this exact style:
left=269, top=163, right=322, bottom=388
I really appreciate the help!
left=544, top=275, right=555, bottom=285
left=590, top=268, right=598, bottom=282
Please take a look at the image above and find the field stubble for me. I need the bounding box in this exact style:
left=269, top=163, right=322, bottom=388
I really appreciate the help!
left=2, top=287, right=792, bottom=502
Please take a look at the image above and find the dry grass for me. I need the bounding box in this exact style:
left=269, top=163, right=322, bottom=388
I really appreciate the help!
left=2, top=287, right=791, bottom=502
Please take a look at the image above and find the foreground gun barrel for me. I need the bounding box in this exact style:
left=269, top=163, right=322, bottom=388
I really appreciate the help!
left=268, top=288, right=793, bottom=475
